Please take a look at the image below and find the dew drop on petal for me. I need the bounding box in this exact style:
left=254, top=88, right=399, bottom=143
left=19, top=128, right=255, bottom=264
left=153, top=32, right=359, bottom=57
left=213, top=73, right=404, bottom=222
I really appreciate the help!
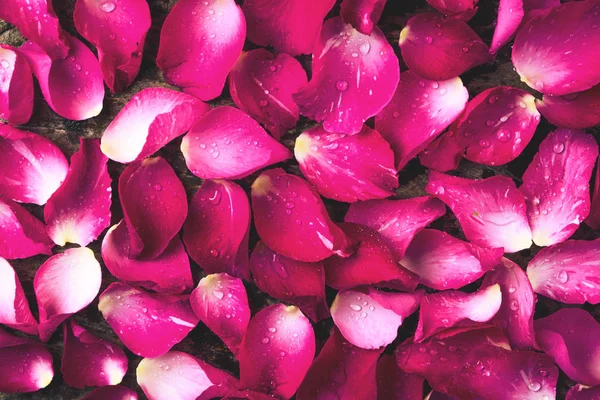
left=552, top=142, right=565, bottom=154
left=349, top=304, right=362, bottom=312
left=336, top=80, right=349, bottom=92
left=99, top=1, right=116, bottom=12
left=557, top=270, right=569, bottom=283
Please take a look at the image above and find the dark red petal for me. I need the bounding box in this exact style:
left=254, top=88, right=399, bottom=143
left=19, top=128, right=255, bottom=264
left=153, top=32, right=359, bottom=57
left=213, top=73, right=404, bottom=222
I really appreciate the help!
left=566, top=385, right=600, bottom=400
left=426, top=0, right=479, bottom=19
left=83, top=385, right=138, bottom=400
left=377, top=354, right=424, bottom=400
left=427, top=391, right=459, bottom=400
left=340, top=0, right=386, bottom=35
left=418, top=129, right=463, bottom=172
left=588, top=160, right=600, bottom=229
left=293, top=17, right=400, bottom=135
left=537, top=84, right=600, bottom=129
left=0, top=257, right=38, bottom=335
left=295, top=125, right=398, bottom=202
left=523, top=0, right=559, bottom=12
left=183, top=179, right=251, bottom=280
left=520, top=128, right=598, bottom=246
left=0, top=44, right=33, bottom=124
left=249, top=241, right=329, bottom=322
left=222, top=390, right=276, bottom=400
left=490, top=0, right=525, bottom=54
left=251, top=168, right=354, bottom=262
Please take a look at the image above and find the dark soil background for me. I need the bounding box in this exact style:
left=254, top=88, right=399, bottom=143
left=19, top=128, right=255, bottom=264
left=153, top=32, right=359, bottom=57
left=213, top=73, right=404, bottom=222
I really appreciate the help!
left=1, top=0, right=599, bottom=399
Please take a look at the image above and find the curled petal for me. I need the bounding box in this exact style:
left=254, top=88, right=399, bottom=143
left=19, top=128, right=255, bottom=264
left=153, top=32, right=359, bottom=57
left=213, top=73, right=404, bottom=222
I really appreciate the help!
left=181, top=106, right=292, bottom=179
left=399, top=12, right=490, bottom=81
left=520, top=128, right=598, bottom=246
left=0, top=125, right=68, bottom=205
left=251, top=168, right=354, bottom=262
left=0, top=257, right=37, bottom=335
left=183, top=179, right=250, bottom=280
left=0, top=44, right=33, bottom=124
left=157, top=0, right=245, bottom=101
left=375, top=71, right=468, bottom=170
left=19, top=36, right=104, bottom=120
left=238, top=304, right=315, bottom=398
left=44, top=138, right=111, bottom=247
left=294, top=17, right=400, bottom=135
left=190, top=273, right=251, bottom=356
left=61, top=319, right=128, bottom=388
left=83, top=385, right=138, bottom=400
left=229, top=49, right=307, bottom=139
left=490, top=0, right=524, bottom=54
left=426, top=0, right=478, bottom=19
left=426, top=171, right=532, bottom=252
left=344, top=196, right=446, bottom=260
left=295, top=125, right=398, bottom=202
left=567, top=385, right=600, bottom=400
left=34, top=247, right=102, bottom=342
left=588, top=161, right=600, bottom=229
left=377, top=354, right=424, bottom=400
left=101, top=88, right=211, bottom=163
left=401, top=229, right=503, bottom=290
left=249, top=241, right=329, bottom=322
left=340, top=0, right=386, bottom=35
left=98, top=282, right=198, bottom=357
left=537, top=84, right=600, bottom=129
left=418, top=129, right=463, bottom=172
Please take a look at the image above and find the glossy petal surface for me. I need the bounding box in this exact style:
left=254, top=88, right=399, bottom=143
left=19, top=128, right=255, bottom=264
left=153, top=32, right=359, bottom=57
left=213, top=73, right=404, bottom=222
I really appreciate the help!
left=537, top=84, right=600, bottom=129
left=0, top=44, right=33, bottom=124
left=490, top=0, right=524, bottom=54
left=418, top=129, right=463, bottom=172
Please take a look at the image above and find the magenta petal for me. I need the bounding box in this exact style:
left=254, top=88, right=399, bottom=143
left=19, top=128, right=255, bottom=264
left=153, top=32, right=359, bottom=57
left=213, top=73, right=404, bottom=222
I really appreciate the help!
left=249, top=241, right=329, bottom=322
left=181, top=106, right=292, bottom=179
left=588, top=161, right=600, bottom=230
left=323, top=223, right=419, bottom=291
left=377, top=354, right=424, bottom=400
left=332, top=287, right=422, bottom=349
left=190, top=273, right=251, bottom=356
left=44, top=138, right=111, bottom=246
left=251, top=168, right=354, bottom=262
left=101, top=88, right=211, bottom=163
left=426, top=0, right=478, bottom=19
left=83, top=385, right=138, bottom=400
left=0, top=125, right=68, bottom=205
left=537, top=84, right=600, bottom=129
left=399, top=12, right=490, bottom=81
left=98, top=282, right=198, bottom=357
left=238, top=304, right=315, bottom=398
left=222, top=390, right=276, bottom=400
left=294, top=17, right=400, bottom=135
left=295, top=125, right=398, bottom=202
left=401, top=229, right=503, bottom=290
left=0, top=327, right=54, bottom=393
left=520, top=128, right=598, bottom=246
left=567, top=385, right=600, bottom=400
left=0, top=257, right=38, bottom=335
left=137, top=351, right=239, bottom=400
left=229, top=49, right=307, bottom=139
left=34, top=247, right=102, bottom=342
left=426, top=171, right=533, bottom=252
left=340, top=0, right=386, bottom=35
left=182, top=179, right=250, bottom=280
left=61, top=319, right=128, bottom=388
left=490, top=0, right=524, bottom=54
left=375, top=71, right=468, bottom=170
left=418, top=129, right=463, bottom=172
left=344, top=196, right=446, bottom=260
left=157, top=0, right=245, bottom=101
left=0, top=44, right=33, bottom=124
left=19, top=36, right=104, bottom=120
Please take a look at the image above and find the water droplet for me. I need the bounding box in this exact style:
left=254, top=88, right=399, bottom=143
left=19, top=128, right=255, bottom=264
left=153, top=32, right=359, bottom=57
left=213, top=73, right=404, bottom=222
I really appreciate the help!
left=488, top=96, right=498, bottom=104
left=109, top=33, right=116, bottom=40
left=510, top=299, right=519, bottom=311
left=99, top=1, right=116, bottom=12
left=432, top=81, right=439, bottom=89
left=359, top=42, right=371, bottom=55
left=349, top=304, right=362, bottom=312
left=552, top=142, right=565, bottom=154
left=268, top=327, right=277, bottom=333
left=336, top=80, right=349, bottom=92
left=392, top=111, right=400, bottom=118
left=496, top=129, right=512, bottom=142
left=462, top=46, right=469, bottom=52
left=210, top=249, right=219, bottom=257
left=448, top=345, right=457, bottom=352
left=528, top=381, right=542, bottom=392
left=508, top=286, right=516, bottom=293
left=435, top=186, right=445, bottom=195
left=75, top=63, right=82, bottom=71
left=213, top=290, right=224, bottom=299
left=479, top=139, right=491, bottom=148
left=557, top=270, right=569, bottom=283
left=261, top=337, right=270, bottom=344
left=424, top=36, right=433, bottom=44
left=532, top=197, right=540, bottom=206
left=153, top=184, right=162, bottom=191
left=486, top=119, right=496, bottom=127
left=259, top=99, right=269, bottom=107
left=418, top=347, right=427, bottom=353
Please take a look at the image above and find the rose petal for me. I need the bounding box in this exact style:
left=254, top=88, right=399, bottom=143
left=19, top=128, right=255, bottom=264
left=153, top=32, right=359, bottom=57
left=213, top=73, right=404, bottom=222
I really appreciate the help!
left=375, top=71, right=469, bottom=170
left=102, top=221, right=193, bottom=294
left=425, top=0, right=479, bottom=19
left=426, top=392, right=459, bottom=400
left=400, top=229, right=504, bottom=290
left=426, top=171, right=533, bottom=252
left=520, top=128, right=598, bottom=246
left=119, top=157, right=187, bottom=259
left=238, top=304, right=315, bottom=398
left=490, top=0, right=525, bottom=54
left=0, top=44, right=33, bottom=124
left=137, top=351, right=239, bottom=400
left=74, top=0, right=151, bottom=93
left=229, top=49, right=307, bottom=139
left=418, top=129, right=463, bottom=172
left=34, top=247, right=102, bottom=342
left=19, top=36, right=104, bottom=120
left=323, top=222, right=420, bottom=291
left=537, top=84, right=600, bottom=129
left=399, top=12, right=490, bottom=81
left=181, top=106, right=292, bottom=179
left=182, top=179, right=250, bottom=280
left=512, top=0, right=600, bottom=95
left=44, top=138, right=111, bottom=247
left=587, top=160, right=600, bottom=230
left=222, top=390, right=276, bottom=400
left=100, top=88, right=211, bottom=163
left=83, top=385, right=138, bottom=400
left=98, top=282, right=199, bottom=357
left=190, top=273, right=251, bottom=356
left=249, top=241, right=329, bottom=322
left=61, top=319, right=128, bottom=388
left=566, top=385, right=600, bottom=400
left=331, top=287, right=423, bottom=349
left=294, top=17, right=400, bottom=135
left=0, top=125, right=68, bottom=205
left=251, top=168, right=354, bottom=262
left=295, top=125, right=398, bottom=202
left=340, top=0, right=386, bottom=35
left=0, top=257, right=38, bottom=335
left=344, top=196, right=446, bottom=260
left=377, top=354, right=424, bottom=400
left=523, top=0, right=559, bottom=12
left=157, top=0, right=245, bottom=101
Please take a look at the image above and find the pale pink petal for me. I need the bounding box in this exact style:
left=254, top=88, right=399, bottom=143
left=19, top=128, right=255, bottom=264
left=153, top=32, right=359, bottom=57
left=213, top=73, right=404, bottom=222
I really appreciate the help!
left=426, top=0, right=479, bottom=19
left=83, top=385, right=138, bottom=400
left=537, top=84, right=600, bottom=129
left=588, top=160, right=600, bottom=229
left=490, top=0, right=525, bottom=54
left=0, top=257, right=38, bottom=335
left=340, top=0, right=386, bottom=35
left=0, top=44, right=33, bottom=124
left=377, top=354, right=424, bottom=400
left=566, top=385, right=600, bottom=400
left=418, top=129, right=463, bottom=172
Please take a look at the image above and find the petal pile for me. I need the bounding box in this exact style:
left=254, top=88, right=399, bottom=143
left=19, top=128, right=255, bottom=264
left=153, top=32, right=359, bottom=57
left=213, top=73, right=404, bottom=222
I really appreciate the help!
left=537, top=84, right=600, bottom=129
left=489, top=0, right=524, bottom=54
left=0, top=44, right=34, bottom=124
left=340, top=0, right=387, bottom=35
left=0, top=257, right=38, bottom=335
left=377, top=354, right=424, bottom=400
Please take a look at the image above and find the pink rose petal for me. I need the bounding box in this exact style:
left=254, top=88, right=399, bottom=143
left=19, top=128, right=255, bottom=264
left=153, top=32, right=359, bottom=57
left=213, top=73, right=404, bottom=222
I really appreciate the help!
left=83, top=385, right=138, bottom=400
left=295, top=125, right=398, bottom=202
left=0, top=44, right=33, bottom=124
left=537, top=84, right=600, bottom=129
left=249, top=241, right=329, bottom=322
left=98, top=282, right=198, bottom=357
left=181, top=106, right=292, bottom=179
left=340, top=0, right=386, bottom=35
left=101, top=88, right=211, bottom=163
left=523, top=0, right=559, bottom=12
left=426, top=0, right=479, bottom=19
left=34, top=247, right=102, bottom=342
left=377, top=354, right=424, bottom=400
left=490, top=0, right=525, bottom=54
left=418, top=129, right=463, bottom=172
left=157, top=0, right=245, bottom=101
left=294, top=17, right=400, bottom=135
left=251, top=168, right=354, bottom=262
left=44, top=138, right=111, bottom=247
left=0, top=257, right=38, bottom=335
left=426, top=171, right=533, bottom=252
left=182, top=179, right=250, bottom=280
left=566, top=385, right=600, bottom=400
left=238, top=304, right=315, bottom=399
left=588, top=161, right=600, bottom=230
